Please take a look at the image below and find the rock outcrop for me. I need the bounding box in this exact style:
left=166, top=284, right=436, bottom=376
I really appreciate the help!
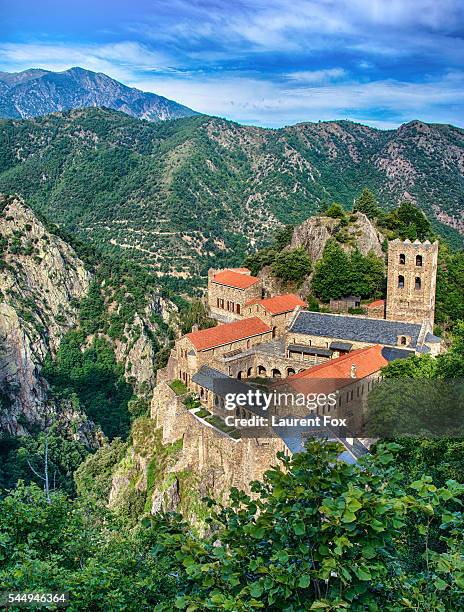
left=291, top=211, right=384, bottom=260
left=107, top=382, right=283, bottom=529
left=0, top=195, right=91, bottom=433
left=114, top=296, right=177, bottom=393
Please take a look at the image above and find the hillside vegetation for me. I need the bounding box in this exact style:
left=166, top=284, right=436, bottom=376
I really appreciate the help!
left=0, top=109, right=463, bottom=291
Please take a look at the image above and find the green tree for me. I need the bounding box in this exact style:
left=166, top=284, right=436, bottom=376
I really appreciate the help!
left=312, top=240, right=351, bottom=300
left=156, top=441, right=464, bottom=610
left=435, top=245, right=464, bottom=330
left=177, top=299, right=215, bottom=335
left=271, top=247, right=311, bottom=284
left=313, top=241, right=385, bottom=301
left=273, top=224, right=294, bottom=250
left=348, top=248, right=385, bottom=297
left=382, top=200, right=432, bottom=241
left=0, top=430, right=88, bottom=496
left=43, top=333, right=134, bottom=439
left=325, top=202, right=346, bottom=219
left=353, top=188, right=380, bottom=219
left=244, top=248, right=276, bottom=276
left=79, top=281, right=107, bottom=335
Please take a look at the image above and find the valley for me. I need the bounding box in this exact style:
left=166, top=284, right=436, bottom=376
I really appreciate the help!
left=0, top=109, right=463, bottom=293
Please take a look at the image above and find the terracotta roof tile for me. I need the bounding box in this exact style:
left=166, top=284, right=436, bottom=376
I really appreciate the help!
left=212, top=269, right=259, bottom=289
left=245, top=293, right=306, bottom=315
left=287, top=345, right=387, bottom=387
left=367, top=299, right=385, bottom=309
left=227, top=267, right=251, bottom=274
left=187, top=317, right=271, bottom=351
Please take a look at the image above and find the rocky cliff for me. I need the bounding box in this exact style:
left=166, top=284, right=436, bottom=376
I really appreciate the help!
left=291, top=211, right=384, bottom=260
left=107, top=382, right=282, bottom=529
left=257, top=211, right=386, bottom=298
left=0, top=195, right=91, bottom=433
left=114, top=296, right=177, bottom=394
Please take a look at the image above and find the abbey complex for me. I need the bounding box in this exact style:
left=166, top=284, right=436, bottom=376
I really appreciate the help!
left=153, top=238, right=442, bottom=472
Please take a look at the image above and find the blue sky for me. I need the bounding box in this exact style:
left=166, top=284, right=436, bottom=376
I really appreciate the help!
left=2, top=0, right=464, bottom=128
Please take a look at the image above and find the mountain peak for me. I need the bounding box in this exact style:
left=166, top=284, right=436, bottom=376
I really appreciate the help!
left=0, top=66, right=198, bottom=122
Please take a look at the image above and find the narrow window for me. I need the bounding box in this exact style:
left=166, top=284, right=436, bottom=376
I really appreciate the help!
left=217, top=297, right=220, bottom=307
left=416, top=255, right=423, bottom=267
left=236, top=304, right=241, bottom=315
left=415, top=277, right=421, bottom=290
left=399, top=253, right=406, bottom=265
left=398, top=275, right=405, bottom=289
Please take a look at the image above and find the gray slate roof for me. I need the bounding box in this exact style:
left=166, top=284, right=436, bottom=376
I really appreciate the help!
left=289, top=311, right=423, bottom=348
left=425, top=332, right=441, bottom=344
left=329, top=341, right=353, bottom=352
left=288, top=343, right=333, bottom=357
left=381, top=346, right=415, bottom=362
left=191, top=365, right=229, bottom=391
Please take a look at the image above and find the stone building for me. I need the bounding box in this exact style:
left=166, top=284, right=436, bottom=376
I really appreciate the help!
left=329, top=295, right=361, bottom=313
left=280, top=344, right=389, bottom=435
left=207, top=268, right=262, bottom=321
left=242, top=293, right=306, bottom=336
left=287, top=310, right=440, bottom=356
left=385, top=239, right=439, bottom=327
left=366, top=299, right=385, bottom=319
left=175, top=317, right=272, bottom=386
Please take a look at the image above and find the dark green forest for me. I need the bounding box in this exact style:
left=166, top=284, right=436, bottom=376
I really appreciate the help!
left=0, top=109, right=463, bottom=291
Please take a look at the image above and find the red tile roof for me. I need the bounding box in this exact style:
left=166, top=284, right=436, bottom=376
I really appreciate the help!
left=282, top=345, right=387, bottom=391
left=367, top=299, right=385, bottom=309
left=186, top=317, right=271, bottom=351
left=227, top=267, right=251, bottom=274
left=212, top=269, right=260, bottom=289
left=246, top=293, right=306, bottom=315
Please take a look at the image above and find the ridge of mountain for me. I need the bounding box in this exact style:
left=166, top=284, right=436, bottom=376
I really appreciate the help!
left=0, top=108, right=462, bottom=288
left=0, top=66, right=198, bottom=122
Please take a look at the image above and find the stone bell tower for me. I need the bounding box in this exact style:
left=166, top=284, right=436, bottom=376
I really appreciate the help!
left=385, top=239, right=439, bottom=327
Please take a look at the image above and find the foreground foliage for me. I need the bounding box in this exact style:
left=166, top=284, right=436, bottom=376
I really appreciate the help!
left=1, top=441, right=463, bottom=611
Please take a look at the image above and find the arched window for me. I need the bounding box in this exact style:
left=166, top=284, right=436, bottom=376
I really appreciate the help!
left=400, top=336, right=407, bottom=345
left=398, top=275, right=405, bottom=289
left=415, top=277, right=421, bottom=290
left=416, top=255, right=423, bottom=267
left=399, top=253, right=406, bottom=265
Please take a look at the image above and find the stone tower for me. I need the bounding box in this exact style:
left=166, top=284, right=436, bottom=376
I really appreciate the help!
left=385, top=239, right=439, bottom=327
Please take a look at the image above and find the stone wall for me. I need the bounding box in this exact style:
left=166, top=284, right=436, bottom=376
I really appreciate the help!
left=386, top=239, right=438, bottom=326
left=208, top=273, right=262, bottom=320
left=151, top=382, right=285, bottom=497
left=242, top=303, right=296, bottom=336
left=174, top=329, right=274, bottom=384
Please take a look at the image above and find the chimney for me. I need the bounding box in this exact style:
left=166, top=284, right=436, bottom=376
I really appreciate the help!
left=350, top=364, right=357, bottom=379
left=191, top=324, right=199, bottom=333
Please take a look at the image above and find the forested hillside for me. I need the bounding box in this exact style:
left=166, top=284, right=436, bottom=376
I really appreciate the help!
left=0, top=109, right=463, bottom=290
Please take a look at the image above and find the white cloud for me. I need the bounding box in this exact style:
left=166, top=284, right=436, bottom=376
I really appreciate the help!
left=285, top=68, right=347, bottom=83
left=0, top=41, right=176, bottom=82
left=130, top=72, right=464, bottom=127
